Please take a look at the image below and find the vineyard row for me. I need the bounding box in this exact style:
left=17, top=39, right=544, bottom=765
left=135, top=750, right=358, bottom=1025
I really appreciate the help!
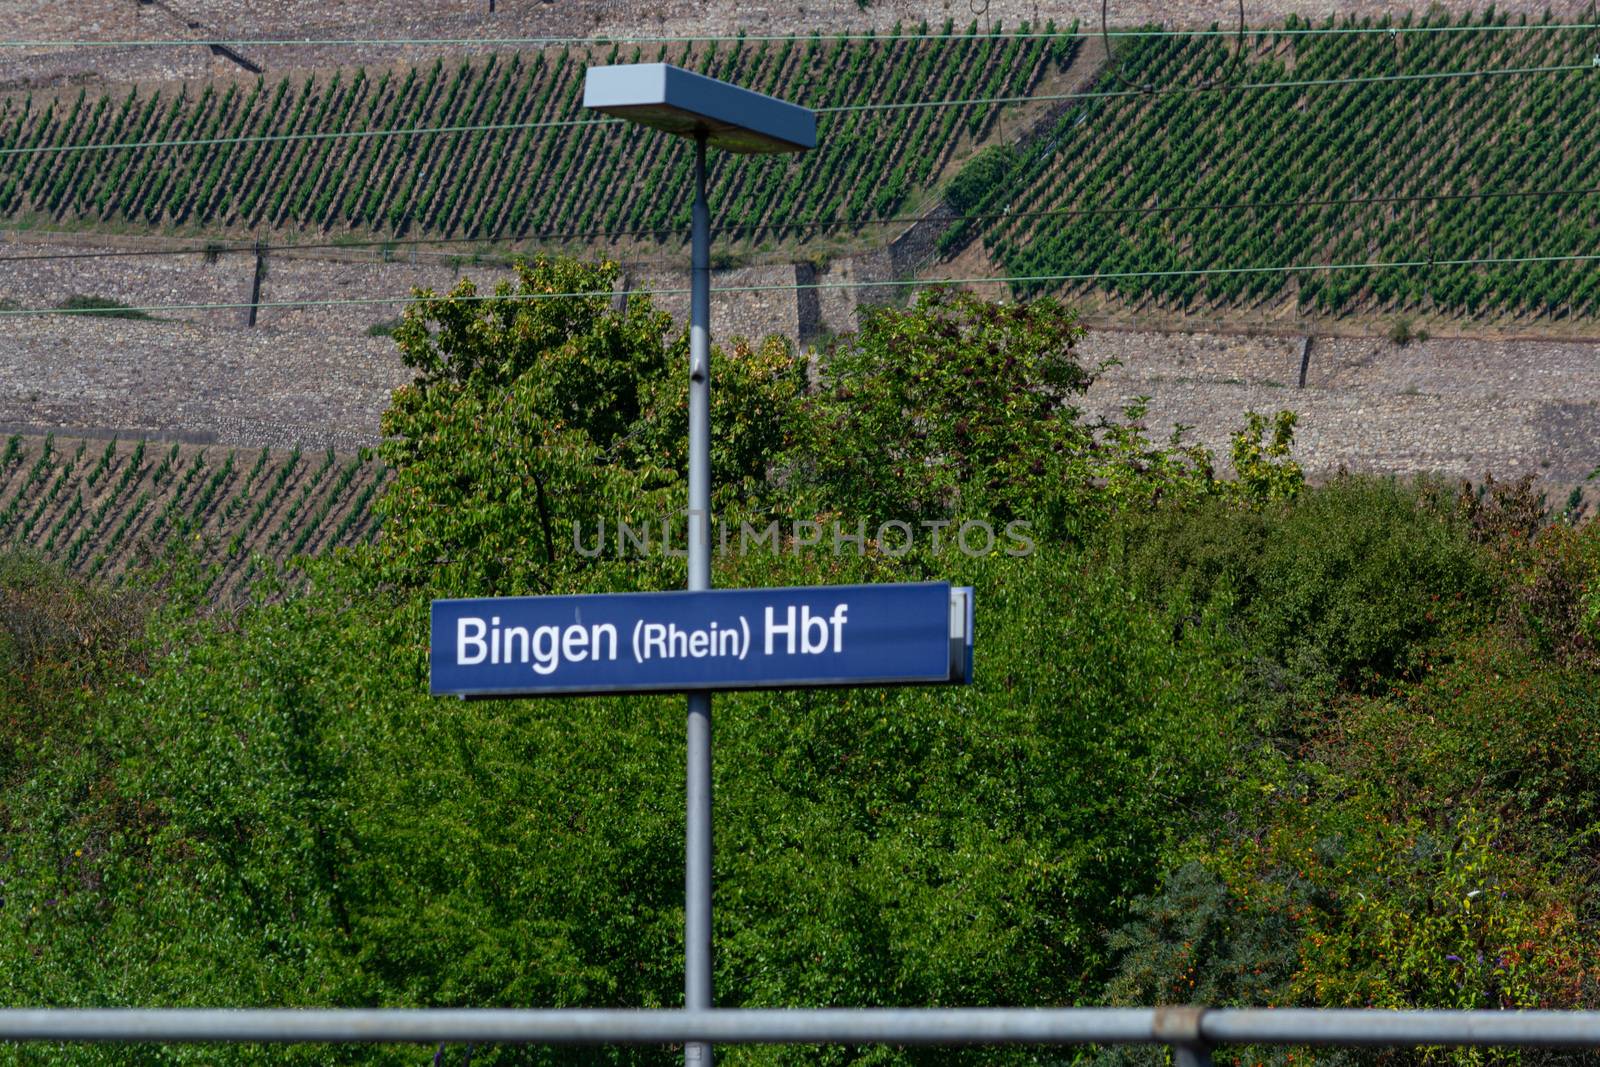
left=0, top=23, right=1073, bottom=242
left=958, top=11, right=1599, bottom=319
left=0, top=435, right=387, bottom=601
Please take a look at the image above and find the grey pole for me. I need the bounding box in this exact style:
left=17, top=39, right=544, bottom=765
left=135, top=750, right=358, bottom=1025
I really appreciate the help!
left=685, top=129, right=714, bottom=1067
left=1156, top=1007, right=1213, bottom=1067
left=579, top=63, right=812, bottom=1067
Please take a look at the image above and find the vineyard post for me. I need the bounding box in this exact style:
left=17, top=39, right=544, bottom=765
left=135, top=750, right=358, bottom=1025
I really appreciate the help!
left=584, top=63, right=815, bottom=1067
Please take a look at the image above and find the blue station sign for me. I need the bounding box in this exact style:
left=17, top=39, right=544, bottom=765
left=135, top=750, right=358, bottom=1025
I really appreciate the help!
left=431, top=582, right=973, bottom=698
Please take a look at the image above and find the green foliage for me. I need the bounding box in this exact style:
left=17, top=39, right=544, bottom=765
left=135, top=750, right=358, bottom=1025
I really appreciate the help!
left=788, top=289, right=1302, bottom=546
left=1124, top=796, right=1600, bottom=1038
left=376, top=256, right=809, bottom=596
left=1107, top=477, right=1493, bottom=692
left=1104, top=861, right=1300, bottom=1010
left=944, top=145, right=1017, bottom=214
left=938, top=145, right=1021, bottom=254
left=0, top=552, right=148, bottom=782
left=1323, top=633, right=1600, bottom=854
left=1104, top=530, right=1600, bottom=1050
left=0, top=539, right=1249, bottom=1065
left=55, top=294, right=152, bottom=320
left=624, top=332, right=809, bottom=519
left=790, top=288, right=1095, bottom=526
left=1196, top=788, right=1600, bottom=1023
left=4, top=261, right=1598, bottom=1067
left=713, top=556, right=1245, bottom=1067
left=1071, top=398, right=1217, bottom=524
left=979, top=14, right=1600, bottom=319
left=2, top=31, right=1071, bottom=240
left=1473, top=495, right=1600, bottom=666
left=1278, top=810, right=1595, bottom=1016
left=1228, top=410, right=1304, bottom=506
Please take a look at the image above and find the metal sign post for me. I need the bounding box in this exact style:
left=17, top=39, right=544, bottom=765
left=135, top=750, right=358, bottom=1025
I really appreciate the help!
left=684, top=127, right=715, bottom=1066
left=583, top=63, right=817, bottom=1067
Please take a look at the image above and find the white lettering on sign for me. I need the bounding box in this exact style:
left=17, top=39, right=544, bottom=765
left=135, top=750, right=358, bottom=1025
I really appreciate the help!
left=456, top=601, right=857, bottom=679
left=635, top=617, right=749, bottom=661
left=456, top=616, right=619, bottom=675
left=763, top=603, right=849, bottom=655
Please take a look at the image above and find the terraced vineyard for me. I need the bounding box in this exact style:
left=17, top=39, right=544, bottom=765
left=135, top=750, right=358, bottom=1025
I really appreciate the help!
left=0, top=23, right=1073, bottom=241
left=0, top=435, right=386, bottom=599
left=959, top=12, right=1599, bottom=319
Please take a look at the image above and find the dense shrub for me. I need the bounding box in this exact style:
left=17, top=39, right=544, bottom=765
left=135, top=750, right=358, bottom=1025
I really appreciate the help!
left=788, top=289, right=1289, bottom=543
left=0, top=552, right=148, bottom=782
left=1104, top=625, right=1600, bottom=1059
left=943, top=144, right=1018, bottom=215
left=1488, top=514, right=1600, bottom=666
left=0, top=542, right=1247, bottom=1065
left=1320, top=632, right=1600, bottom=854
left=789, top=287, right=1094, bottom=525
left=1106, top=477, right=1494, bottom=692
left=2, top=266, right=1595, bottom=1067
left=377, top=257, right=808, bottom=597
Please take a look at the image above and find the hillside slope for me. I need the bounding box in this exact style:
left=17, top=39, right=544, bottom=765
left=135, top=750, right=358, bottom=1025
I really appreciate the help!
left=0, top=434, right=386, bottom=599
left=945, top=13, right=1598, bottom=322
left=0, top=28, right=1072, bottom=246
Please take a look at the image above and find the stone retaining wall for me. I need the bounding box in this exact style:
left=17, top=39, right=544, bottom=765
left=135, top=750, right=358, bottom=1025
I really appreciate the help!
left=2, top=236, right=1595, bottom=493
left=623, top=263, right=805, bottom=346
left=1, top=303, right=1594, bottom=496
left=1080, top=329, right=1600, bottom=491
left=0, top=235, right=820, bottom=338
left=0, top=236, right=253, bottom=327
left=0, top=315, right=410, bottom=451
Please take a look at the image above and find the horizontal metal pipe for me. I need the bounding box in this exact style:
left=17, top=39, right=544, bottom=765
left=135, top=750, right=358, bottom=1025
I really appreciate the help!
left=0, top=1008, right=1596, bottom=1049
left=0, top=1009, right=1157, bottom=1046
left=1204, top=1010, right=1600, bottom=1048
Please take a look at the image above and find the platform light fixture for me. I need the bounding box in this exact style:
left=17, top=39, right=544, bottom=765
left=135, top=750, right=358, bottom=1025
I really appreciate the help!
left=584, top=64, right=815, bottom=1067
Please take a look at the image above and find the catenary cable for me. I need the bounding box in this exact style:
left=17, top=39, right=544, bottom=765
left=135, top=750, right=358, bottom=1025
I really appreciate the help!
left=0, top=115, right=619, bottom=158
left=3, top=184, right=1597, bottom=265
left=2, top=59, right=1592, bottom=158
left=0, top=251, right=1594, bottom=319
left=2, top=21, right=1598, bottom=48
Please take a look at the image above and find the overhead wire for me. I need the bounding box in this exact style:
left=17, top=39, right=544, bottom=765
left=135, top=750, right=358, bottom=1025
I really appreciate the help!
left=0, top=19, right=1592, bottom=314
left=0, top=251, right=1594, bottom=320
left=0, top=115, right=618, bottom=158
left=811, top=59, right=1597, bottom=114
left=4, top=184, right=1599, bottom=265
left=2, top=59, right=1593, bottom=158
left=1, top=21, right=1597, bottom=48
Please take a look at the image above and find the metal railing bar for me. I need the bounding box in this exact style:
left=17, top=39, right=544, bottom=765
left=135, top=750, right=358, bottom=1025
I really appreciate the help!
left=0, top=1008, right=1158, bottom=1045
left=0, top=1008, right=1596, bottom=1048
left=1203, top=1009, right=1600, bottom=1048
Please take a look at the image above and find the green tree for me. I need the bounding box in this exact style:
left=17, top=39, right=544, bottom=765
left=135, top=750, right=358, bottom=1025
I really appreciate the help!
left=1228, top=410, right=1305, bottom=506
left=376, top=257, right=807, bottom=596
left=377, top=257, right=676, bottom=596
left=790, top=287, right=1096, bottom=526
